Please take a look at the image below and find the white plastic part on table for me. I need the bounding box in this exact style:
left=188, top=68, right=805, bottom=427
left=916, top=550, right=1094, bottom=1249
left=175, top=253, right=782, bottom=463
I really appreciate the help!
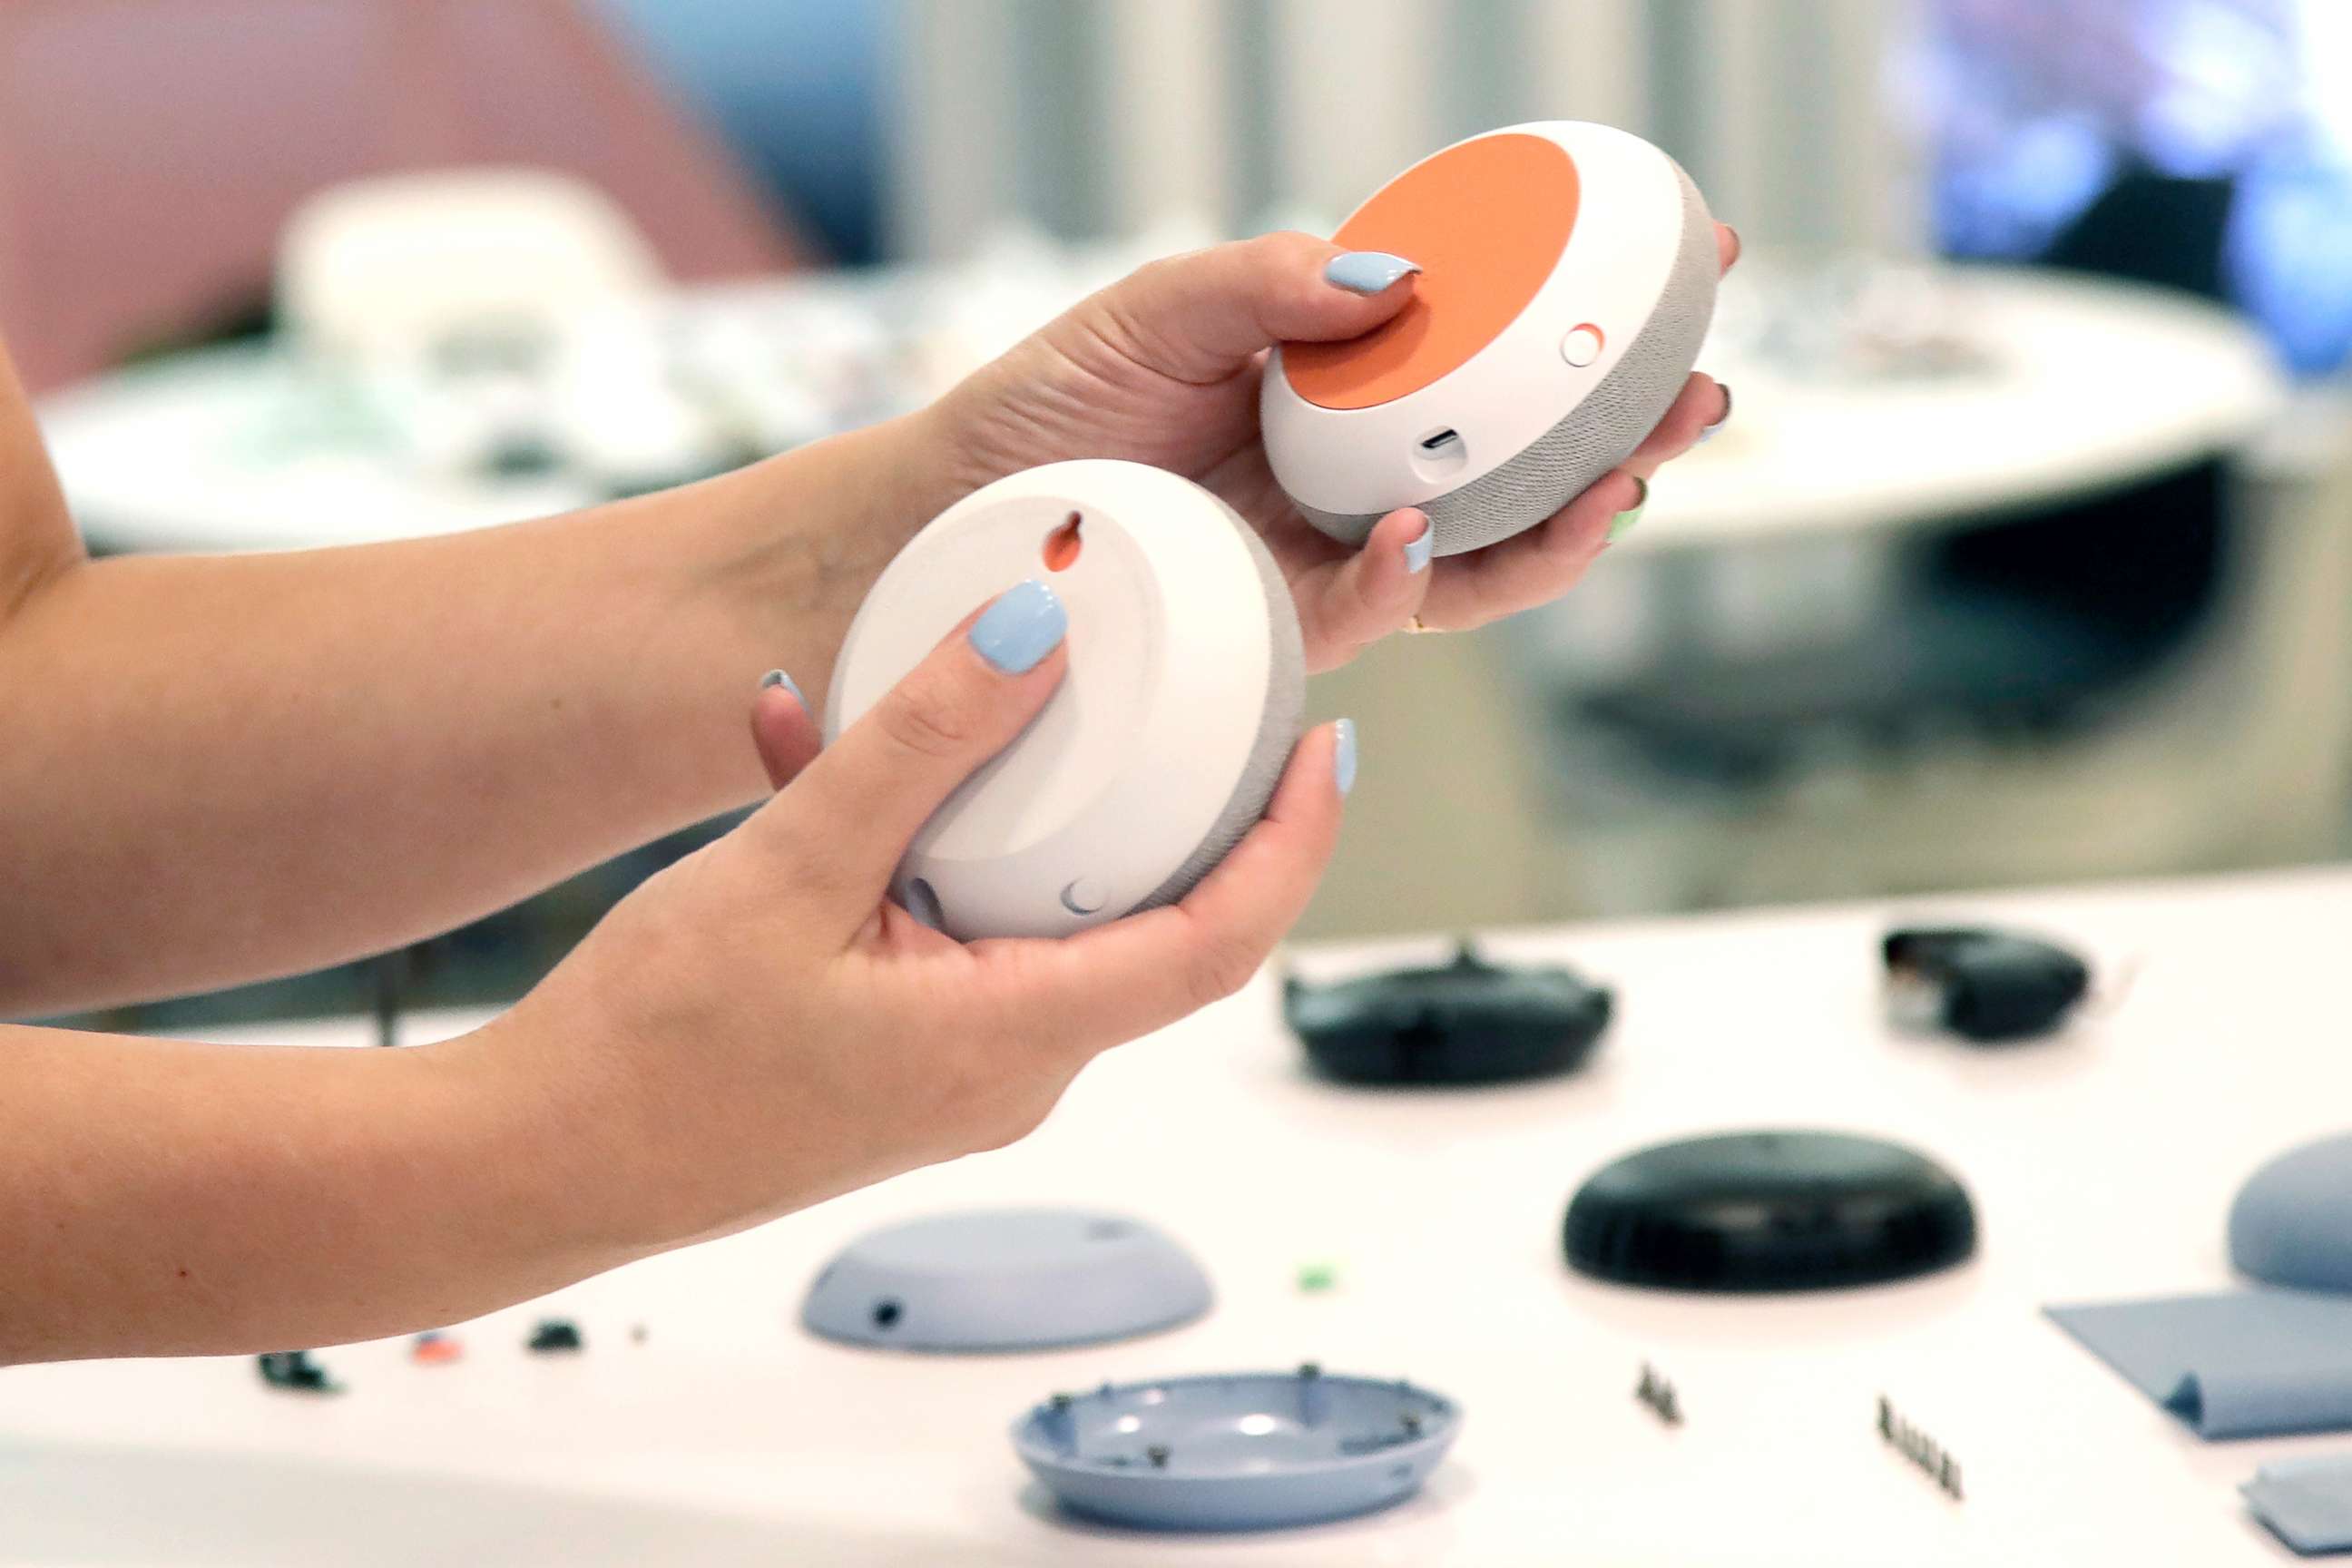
left=35, top=264, right=2282, bottom=562
left=276, top=169, right=665, bottom=368
left=5, top=866, right=2347, bottom=1563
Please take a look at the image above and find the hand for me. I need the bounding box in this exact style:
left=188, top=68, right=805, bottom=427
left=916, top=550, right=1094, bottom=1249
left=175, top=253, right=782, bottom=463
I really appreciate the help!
left=485, top=583, right=1352, bottom=1248
left=929, top=227, right=1740, bottom=671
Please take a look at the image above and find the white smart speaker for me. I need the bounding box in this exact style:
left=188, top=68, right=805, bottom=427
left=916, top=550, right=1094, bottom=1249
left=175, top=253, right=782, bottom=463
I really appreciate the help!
left=1262, top=120, right=1719, bottom=556
left=825, top=460, right=1305, bottom=940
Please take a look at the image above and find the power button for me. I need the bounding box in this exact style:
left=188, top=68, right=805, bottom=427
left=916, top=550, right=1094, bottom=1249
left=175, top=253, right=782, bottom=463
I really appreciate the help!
left=1560, top=325, right=1605, bottom=368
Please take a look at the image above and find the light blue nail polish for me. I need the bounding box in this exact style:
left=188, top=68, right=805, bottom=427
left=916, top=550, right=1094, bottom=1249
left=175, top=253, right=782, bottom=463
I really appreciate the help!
left=969, top=579, right=1067, bottom=674
left=1333, top=718, right=1358, bottom=797
left=759, top=668, right=804, bottom=704
left=1608, top=475, right=1650, bottom=543
left=1401, top=520, right=1434, bottom=574
left=1696, top=384, right=1733, bottom=446
left=1326, top=251, right=1420, bottom=295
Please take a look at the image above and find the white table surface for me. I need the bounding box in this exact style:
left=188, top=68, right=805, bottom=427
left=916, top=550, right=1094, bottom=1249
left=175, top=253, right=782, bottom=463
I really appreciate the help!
left=9, top=864, right=2351, bottom=1563
left=34, top=264, right=2285, bottom=561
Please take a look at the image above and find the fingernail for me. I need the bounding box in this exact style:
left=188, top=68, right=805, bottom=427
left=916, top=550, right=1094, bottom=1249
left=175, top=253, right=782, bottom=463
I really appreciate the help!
left=1400, top=515, right=1434, bottom=574
left=1325, top=251, right=1420, bottom=295
left=1608, top=475, right=1649, bottom=543
left=1333, top=718, right=1358, bottom=797
left=1725, top=224, right=1742, bottom=265
left=1696, top=384, right=1732, bottom=445
left=758, top=668, right=805, bottom=705
left=969, top=578, right=1067, bottom=674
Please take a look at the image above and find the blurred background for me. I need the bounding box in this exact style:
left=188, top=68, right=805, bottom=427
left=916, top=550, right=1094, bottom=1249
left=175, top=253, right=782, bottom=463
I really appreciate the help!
left=12, top=0, right=2349, bottom=1031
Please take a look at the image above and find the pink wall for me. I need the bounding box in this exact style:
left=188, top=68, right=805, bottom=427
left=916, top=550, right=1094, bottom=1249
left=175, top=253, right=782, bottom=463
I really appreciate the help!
left=0, top=0, right=811, bottom=392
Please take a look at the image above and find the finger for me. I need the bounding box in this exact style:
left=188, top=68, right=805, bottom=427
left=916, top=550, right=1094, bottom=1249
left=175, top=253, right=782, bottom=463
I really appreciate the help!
left=1406, top=367, right=1722, bottom=631
left=1416, top=480, right=1626, bottom=631
left=746, top=580, right=1069, bottom=928
left=749, top=671, right=822, bottom=791
left=1717, top=221, right=1740, bottom=274
left=1620, top=372, right=1729, bottom=477
left=1073, top=231, right=1418, bottom=386
left=1291, top=509, right=1434, bottom=671
left=1012, top=720, right=1353, bottom=1046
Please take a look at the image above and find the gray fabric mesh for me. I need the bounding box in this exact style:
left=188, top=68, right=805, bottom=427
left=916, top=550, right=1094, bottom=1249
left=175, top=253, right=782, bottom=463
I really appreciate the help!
left=1126, top=497, right=1306, bottom=915
left=1296, top=161, right=1717, bottom=554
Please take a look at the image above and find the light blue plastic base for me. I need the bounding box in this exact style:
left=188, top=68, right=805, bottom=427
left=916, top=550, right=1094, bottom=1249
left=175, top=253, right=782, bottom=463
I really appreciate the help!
left=2048, top=1291, right=2352, bottom=1438
left=801, top=1208, right=1210, bottom=1353
left=2246, top=1455, right=2352, bottom=1555
left=1013, top=1368, right=1461, bottom=1532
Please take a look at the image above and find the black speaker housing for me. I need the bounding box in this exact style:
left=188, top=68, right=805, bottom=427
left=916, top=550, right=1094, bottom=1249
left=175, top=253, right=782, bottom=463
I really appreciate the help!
left=1563, top=1131, right=1977, bottom=1293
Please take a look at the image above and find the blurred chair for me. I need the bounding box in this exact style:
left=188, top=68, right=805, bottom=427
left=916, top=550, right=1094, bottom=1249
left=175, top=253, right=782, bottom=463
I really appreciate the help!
left=0, top=0, right=807, bottom=394
left=1583, top=165, right=2248, bottom=789
left=278, top=169, right=663, bottom=365
left=1514, top=160, right=2347, bottom=916
left=1534, top=429, right=2352, bottom=912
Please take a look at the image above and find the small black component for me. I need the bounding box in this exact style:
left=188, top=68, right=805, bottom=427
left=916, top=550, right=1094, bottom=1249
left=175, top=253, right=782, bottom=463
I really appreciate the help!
left=525, top=1318, right=583, bottom=1354
left=1635, top=1363, right=1682, bottom=1426
left=1564, top=1131, right=1978, bottom=1293
left=1284, top=941, right=1612, bottom=1085
left=1882, top=926, right=2090, bottom=1043
left=257, top=1349, right=339, bottom=1394
left=1877, top=1395, right=1964, bottom=1501
left=1145, top=1444, right=1171, bottom=1469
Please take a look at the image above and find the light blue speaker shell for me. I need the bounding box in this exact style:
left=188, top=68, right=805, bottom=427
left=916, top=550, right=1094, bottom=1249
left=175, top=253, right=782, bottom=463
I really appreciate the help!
left=801, top=1208, right=1212, bottom=1353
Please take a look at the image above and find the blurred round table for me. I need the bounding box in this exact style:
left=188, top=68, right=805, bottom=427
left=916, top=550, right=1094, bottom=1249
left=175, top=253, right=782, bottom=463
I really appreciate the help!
left=1627, top=266, right=2286, bottom=553
left=34, top=263, right=2285, bottom=557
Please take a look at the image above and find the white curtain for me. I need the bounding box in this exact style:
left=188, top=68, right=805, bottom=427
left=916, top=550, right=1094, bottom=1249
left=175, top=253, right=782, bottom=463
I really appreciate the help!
left=887, top=0, right=1926, bottom=260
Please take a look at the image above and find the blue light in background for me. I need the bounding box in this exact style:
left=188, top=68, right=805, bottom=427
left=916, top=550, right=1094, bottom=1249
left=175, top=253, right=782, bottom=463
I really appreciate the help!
left=593, top=0, right=893, bottom=265
left=1928, top=0, right=2352, bottom=377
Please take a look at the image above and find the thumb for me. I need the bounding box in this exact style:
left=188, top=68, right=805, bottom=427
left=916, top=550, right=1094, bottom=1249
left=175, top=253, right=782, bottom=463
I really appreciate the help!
left=1072, top=231, right=1419, bottom=385
left=744, top=579, right=1068, bottom=934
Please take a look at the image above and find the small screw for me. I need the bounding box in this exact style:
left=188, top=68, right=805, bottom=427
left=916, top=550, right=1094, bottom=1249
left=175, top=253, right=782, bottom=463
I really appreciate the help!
left=1400, top=1413, right=1422, bottom=1436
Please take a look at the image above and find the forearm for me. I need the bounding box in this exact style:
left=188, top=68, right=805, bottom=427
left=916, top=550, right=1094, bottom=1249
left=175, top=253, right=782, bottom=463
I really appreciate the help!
left=0, top=1019, right=640, bottom=1363
left=0, top=410, right=956, bottom=1015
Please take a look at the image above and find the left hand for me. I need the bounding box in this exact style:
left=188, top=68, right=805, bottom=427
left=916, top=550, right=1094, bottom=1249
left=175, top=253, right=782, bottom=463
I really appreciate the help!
left=926, top=226, right=1739, bottom=672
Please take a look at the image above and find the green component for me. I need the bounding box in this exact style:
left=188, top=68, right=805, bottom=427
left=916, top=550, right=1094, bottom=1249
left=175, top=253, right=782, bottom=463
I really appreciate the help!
left=1295, top=1262, right=1339, bottom=1293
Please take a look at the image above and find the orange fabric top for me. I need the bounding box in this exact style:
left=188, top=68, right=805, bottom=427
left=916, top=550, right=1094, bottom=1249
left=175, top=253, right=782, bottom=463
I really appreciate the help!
left=1285, top=133, right=1579, bottom=411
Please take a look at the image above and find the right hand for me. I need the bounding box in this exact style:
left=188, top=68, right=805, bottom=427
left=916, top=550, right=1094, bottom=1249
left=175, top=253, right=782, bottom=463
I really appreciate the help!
left=479, top=580, right=1351, bottom=1251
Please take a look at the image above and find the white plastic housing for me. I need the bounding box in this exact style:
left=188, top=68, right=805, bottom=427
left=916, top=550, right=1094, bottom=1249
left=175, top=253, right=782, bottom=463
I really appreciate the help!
left=825, top=460, right=1279, bottom=940
left=1261, top=120, right=1690, bottom=520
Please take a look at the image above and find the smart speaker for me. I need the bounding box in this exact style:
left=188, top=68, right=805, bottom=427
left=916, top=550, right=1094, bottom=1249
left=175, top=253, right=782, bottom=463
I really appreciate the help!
left=1262, top=121, right=1719, bottom=555
left=826, top=459, right=1304, bottom=940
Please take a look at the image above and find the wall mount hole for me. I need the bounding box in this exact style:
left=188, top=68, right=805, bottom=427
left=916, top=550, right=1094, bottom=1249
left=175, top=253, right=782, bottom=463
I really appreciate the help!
left=1044, top=512, right=1084, bottom=571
